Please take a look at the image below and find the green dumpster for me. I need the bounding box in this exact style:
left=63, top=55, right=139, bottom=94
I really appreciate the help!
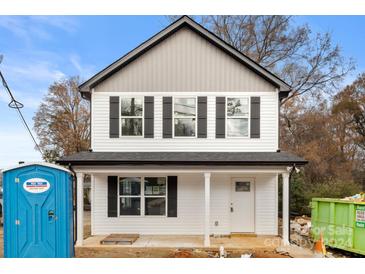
left=311, top=198, right=365, bottom=255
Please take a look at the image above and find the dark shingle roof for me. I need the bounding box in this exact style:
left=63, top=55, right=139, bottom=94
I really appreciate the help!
left=57, top=151, right=307, bottom=166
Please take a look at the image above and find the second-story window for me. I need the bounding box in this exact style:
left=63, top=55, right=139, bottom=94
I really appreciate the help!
left=173, top=97, right=196, bottom=137
left=120, top=97, right=143, bottom=136
left=226, top=97, right=249, bottom=137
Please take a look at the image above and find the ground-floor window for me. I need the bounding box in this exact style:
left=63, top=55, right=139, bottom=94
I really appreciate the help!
left=119, top=176, right=167, bottom=216
left=119, top=177, right=141, bottom=216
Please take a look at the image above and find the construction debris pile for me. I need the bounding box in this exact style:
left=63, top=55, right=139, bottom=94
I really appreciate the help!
left=291, top=216, right=311, bottom=237
left=289, top=216, right=333, bottom=257
left=289, top=215, right=313, bottom=249
left=341, top=193, right=365, bottom=202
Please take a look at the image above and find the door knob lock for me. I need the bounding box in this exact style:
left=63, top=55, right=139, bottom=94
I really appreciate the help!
left=48, top=210, right=56, bottom=221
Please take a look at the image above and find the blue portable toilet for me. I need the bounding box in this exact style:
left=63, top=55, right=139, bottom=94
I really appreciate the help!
left=2, top=163, right=74, bottom=258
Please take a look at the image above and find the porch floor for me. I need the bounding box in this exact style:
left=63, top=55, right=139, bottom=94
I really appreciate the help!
left=82, top=234, right=281, bottom=249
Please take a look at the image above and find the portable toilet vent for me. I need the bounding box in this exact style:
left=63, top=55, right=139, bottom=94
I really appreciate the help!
left=2, top=163, right=74, bottom=258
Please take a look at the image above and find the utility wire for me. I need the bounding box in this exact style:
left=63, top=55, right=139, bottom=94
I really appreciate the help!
left=0, top=68, right=44, bottom=157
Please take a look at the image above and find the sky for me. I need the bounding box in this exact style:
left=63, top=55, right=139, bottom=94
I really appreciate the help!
left=0, top=15, right=364, bottom=168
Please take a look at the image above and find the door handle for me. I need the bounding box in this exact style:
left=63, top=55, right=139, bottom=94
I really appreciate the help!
left=48, top=210, right=57, bottom=221
left=230, top=207, right=234, bottom=213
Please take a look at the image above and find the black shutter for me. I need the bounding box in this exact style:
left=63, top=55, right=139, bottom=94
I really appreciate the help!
left=163, top=97, right=173, bottom=138
left=167, top=176, right=177, bottom=217
left=109, top=96, right=119, bottom=138
left=250, top=97, right=260, bottom=138
left=197, top=96, right=207, bottom=138
left=144, top=96, right=154, bottom=138
left=107, top=176, right=118, bottom=217
left=216, top=97, right=226, bottom=138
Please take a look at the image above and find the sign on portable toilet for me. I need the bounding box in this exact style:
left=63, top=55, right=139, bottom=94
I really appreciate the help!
left=2, top=163, right=74, bottom=258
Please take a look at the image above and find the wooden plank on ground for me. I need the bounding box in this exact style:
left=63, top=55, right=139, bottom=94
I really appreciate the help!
left=100, top=234, right=139, bottom=245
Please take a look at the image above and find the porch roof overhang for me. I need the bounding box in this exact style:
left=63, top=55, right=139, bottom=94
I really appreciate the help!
left=56, top=151, right=307, bottom=167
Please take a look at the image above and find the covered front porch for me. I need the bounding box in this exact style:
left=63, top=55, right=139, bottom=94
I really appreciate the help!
left=73, top=165, right=292, bottom=248
left=56, top=151, right=307, bottom=253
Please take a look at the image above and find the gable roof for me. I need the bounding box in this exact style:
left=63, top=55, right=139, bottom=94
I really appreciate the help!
left=79, top=16, right=291, bottom=98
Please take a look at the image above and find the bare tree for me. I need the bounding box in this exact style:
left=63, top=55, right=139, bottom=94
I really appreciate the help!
left=33, top=77, right=90, bottom=162
left=333, top=73, right=365, bottom=150
left=167, top=16, right=355, bottom=104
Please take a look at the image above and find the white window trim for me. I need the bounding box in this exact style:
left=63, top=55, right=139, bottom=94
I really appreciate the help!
left=225, top=96, right=250, bottom=138
left=118, top=176, right=168, bottom=217
left=172, top=96, right=198, bottom=138
left=118, top=176, right=142, bottom=217
left=119, top=96, right=144, bottom=138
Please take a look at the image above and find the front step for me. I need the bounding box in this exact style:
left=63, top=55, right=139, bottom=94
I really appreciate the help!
left=230, top=233, right=257, bottom=238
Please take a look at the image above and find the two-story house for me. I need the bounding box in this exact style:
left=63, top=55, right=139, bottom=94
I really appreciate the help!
left=58, top=16, right=307, bottom=247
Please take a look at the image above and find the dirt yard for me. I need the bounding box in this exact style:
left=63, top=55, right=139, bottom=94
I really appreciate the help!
left=84, top=210, right=91, bottom=239
left=0, top=225, right=3, bottom=258
left=76, top=246, right=288, bottom=258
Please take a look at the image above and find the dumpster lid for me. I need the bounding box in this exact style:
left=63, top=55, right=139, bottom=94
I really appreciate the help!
left=2, top=162, right=72, bottom=173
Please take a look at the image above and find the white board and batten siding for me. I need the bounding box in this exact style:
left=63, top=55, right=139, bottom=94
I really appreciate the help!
left=94, top=27, right=276, bottom=93
left=92, top=174, right=278, bottom=236
left=91, top=26, right=279, bottom=152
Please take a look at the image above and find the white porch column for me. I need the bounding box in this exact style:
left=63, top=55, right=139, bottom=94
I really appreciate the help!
left=204, top=172, right=211, bottom=247
left=76, top=172, right=84, bottom=246
left=282, top=172, right=290, bottom=245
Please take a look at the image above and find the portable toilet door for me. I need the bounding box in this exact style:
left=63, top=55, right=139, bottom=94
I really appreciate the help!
left=3, top=163, right=74, bottom=258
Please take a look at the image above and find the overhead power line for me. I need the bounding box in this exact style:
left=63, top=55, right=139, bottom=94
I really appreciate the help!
left=0, top=55, right=44, bottom=157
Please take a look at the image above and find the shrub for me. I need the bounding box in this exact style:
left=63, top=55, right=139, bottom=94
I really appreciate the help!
left=306, top=180, right=362, bottom=200
left=280, top=173, right=363, bottom=216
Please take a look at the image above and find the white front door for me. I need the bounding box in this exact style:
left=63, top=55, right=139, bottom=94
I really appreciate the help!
left=230, top=178, right=255, bottom=233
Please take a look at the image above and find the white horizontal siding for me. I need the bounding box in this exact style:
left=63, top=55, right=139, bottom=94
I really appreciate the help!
left=94, top=27, right=276, bottom=93
left=91, top=173, right=278, bottom=236
left=210, top=175, right=231, bottom=234
left=255, top=175, right=278, bottom=235
left=92, top=174, right=204, bottom=235
left=91, top=91, right=278, bottom=152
